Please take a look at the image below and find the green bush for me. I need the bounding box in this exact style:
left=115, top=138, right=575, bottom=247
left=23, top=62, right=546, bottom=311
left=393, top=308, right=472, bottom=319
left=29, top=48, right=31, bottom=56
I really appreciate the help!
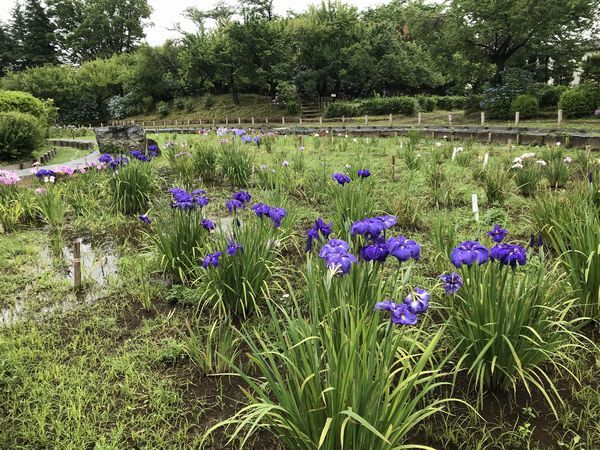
left=359, top=96, right=416, bottom=115
left=434, top=95, right=466, bottom=111
left=464, top=95, right=484, bottom=114
left=416, top=95, right=436, bottom=112
left=156, top=100, right=170, bottom=117
left=0, top=90, right=52, bottom=129
left=0, top=112, right=44, bottom=161
left=510, top=94, right=539, bottom=118
left=558, top=84, right=600, bottom=118
left=537, top=85, right=567, bottom=108
left=202, top=93, right=215, bottom=108
left=325, top=101, right=360, bottom=118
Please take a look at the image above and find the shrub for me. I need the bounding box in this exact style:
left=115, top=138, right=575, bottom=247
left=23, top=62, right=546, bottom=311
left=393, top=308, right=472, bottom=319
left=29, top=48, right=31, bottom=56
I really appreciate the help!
left=107, top=94, right=142, bottom=120
left=464, top=95, right=484, bottom=114
left=558, top=83, right=600, bottom=118
left=0, top=112, right=44, bottom=161
left=108, top=160, right=157, bottom=214
left=202, top=93, right=215, bottom=108
left=325, top=101, right=360, bottom=118
left=434, top=95, right=466, bottom=111
left=481, top=68, right=537, bottom=119
left=0, top=90, right=51, bottom=128
left=537, top=85, right=567, bottom=108
left=191, top=141, right=219, bottom=183
left=156, top=100, right=170, bottom=117
left=510, top=94, right=539, bottom=118
left=359, top=96, right=416, bottom=115
left=417, top=95, right=436, bottom=112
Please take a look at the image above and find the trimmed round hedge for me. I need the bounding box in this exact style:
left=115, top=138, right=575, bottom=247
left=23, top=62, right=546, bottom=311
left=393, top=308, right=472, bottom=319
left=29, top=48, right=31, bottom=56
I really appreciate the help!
left=510, top=94, right=538, bottom=118
left=558, top=84, right=600, bottom=118
left=0, top=90, right=51, bottom=129
left=0, top=111, right=44, bottom=161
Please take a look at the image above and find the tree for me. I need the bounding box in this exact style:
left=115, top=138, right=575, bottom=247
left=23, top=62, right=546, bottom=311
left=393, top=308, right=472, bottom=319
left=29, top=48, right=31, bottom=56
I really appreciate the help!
left=0, top=23, right=16, bottom=75
left=48, top=0, right=152, bottom=62
left=449, top=0, right=600, bottom=85
left=22, top=0, right=59, bottom=67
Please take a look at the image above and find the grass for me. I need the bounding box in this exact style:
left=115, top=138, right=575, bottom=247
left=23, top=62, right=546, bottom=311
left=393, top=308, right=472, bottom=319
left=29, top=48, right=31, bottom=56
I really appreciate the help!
left=1, top=131, right=599, bottom=449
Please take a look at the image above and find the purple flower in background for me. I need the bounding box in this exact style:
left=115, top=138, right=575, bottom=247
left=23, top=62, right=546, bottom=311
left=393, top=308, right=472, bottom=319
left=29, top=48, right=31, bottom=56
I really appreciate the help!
left=233, top=128, right=246, bottom=136
left=241, top=135, right=252, bottom=143
left=203, top=251, right=222, bottom=268
left=490, top=243, right=527, bottom=267
left=451, top=241, right=489, bottom=267
left=252, top=202, right=270, bottom=217
left=332, top=173, right=351, bottom=185
left=109, top=156, right=128, bottom=170
left=360, top=242, right=389, bottom=262
left=319, top=239, right=350, bottom=258
left=323, top=251, right=357, bottom=275
left=439, top=272, right=463, bottom=294
left=192, top=189, right=206, bottom=196
left=306, top=218, right=333, bottom=251
left=267, top=206, right=287, bottom=228
left=529, top=233, right=544, bottom=248
left=226, top=239, right=243, bottom=256
left=386, top=236, right=421, bottom=262
left=148, top=144, right=160, bottom=157
left=351, top=216, right=397, bottom=238
left=35, top=169, right=56, bottom=178
left=226, top=199, right=243, bottom=212
left=375, top=300, right=418, bottom=326
left=486, top=224, right=508, bottom=243
left=202, top=218, right=215, bottom=231
left=233, top=191, right=251, bottom=204
left=138, top=214, right=152, bottom=224
left=99, top=154, right=113, bottom=164
left=404, top=288, right=430, bottom=315
left=357, top=168, right=371, bottom=178
left=170, top=188, right=196, bottom=210
left=253, top=136, right=261, bottom=143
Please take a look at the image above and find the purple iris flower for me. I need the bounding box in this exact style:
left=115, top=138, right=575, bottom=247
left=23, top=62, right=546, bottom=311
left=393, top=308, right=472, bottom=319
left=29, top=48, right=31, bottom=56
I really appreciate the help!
left=490, top=244, right=527, bottom=267
left=375, top=300, right=418, bottom=325
left=226, top=199, right=243, bottom=212
left=252, top=202, right=270, bottom=217
left=350, top=216, right=397, bottom=238
left=360, top=242, right=389, bottom=262
left=35, top=169, right=56, bottom=178
left=202, top=218, right=215, bottom=231
left=332, top=173, right=351, bottom=185
left=233, top=191, right=251, bottom=204
left=357, top=169, right=371, bottom=178
left=439, top=272, right=463, bottom=294
left=529, top=233, right=544, bottom=248
left=487, top=224, right=508, bottom=243
left=386, top=236, right=421, bottom=262
left=226, top=239, right=243, bottom=256
left=323, top=251, right=357, bottom=275
left=148, top=144, right=160, bottom=157
left=98, top=154, right=113, bottom=164
left=404, top=288, right=430, bottom=315
left=306, top=218, right=334, bottom=251
left=451, top=241, right=489, bottom=267
left=202, top=251, right=222, bottom=268
left=319, top=239, right=350, bottom=258
left=241, top=135, right=252, bottom=143
left=267, top=207, right=287, bottom=228
left=138, top=214, right=152, bottom=224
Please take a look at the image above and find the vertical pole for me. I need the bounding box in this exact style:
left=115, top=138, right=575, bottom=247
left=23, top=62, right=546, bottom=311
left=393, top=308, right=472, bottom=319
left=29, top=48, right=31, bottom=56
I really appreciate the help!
left=480, top=111, right=485, bottom=126
left=471, top=194, right=479, bottom=223
left=282, top=116, right=285, bottom=124
left=265, top=117, right=269, bottom=124
left=225, top=117, right=228, bottom=125
left=238, top=117, right=241, bottom=125
left=557, top=109, right=563, bottom=125
left=251, top=117, right=255, bottom=126
left=342, top=116, right=345, bottom=123
left=448, top=113, right=452, bottom=126
left=389, top=114, right=393, bottom=126
left=73, top=239, right=82, bottom=289
left=417, top=112, right=422, bottom=125
left=187, top=119, right=190, bottom=126
left=299, top=117, right=303, bottom=126
left=392, top=155, right=396, bottom=181
left=514, top=111, right=520, bottom=127
left=319, top=116, right=323, bottom=125
left=212, top=118, right=215, bottom=126
left=365, top=115, right=368, bottom=125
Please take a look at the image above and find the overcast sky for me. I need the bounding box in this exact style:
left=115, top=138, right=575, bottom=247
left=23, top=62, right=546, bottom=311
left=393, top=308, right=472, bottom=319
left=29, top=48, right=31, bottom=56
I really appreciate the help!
left=1, top=0, right=388, bottom=46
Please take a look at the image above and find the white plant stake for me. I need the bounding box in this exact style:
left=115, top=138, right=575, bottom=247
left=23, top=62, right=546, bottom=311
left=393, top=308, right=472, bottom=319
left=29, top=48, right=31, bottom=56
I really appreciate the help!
left=472, top=193, right=479, bottom=223
left=483, top=152, right=489, bottom=168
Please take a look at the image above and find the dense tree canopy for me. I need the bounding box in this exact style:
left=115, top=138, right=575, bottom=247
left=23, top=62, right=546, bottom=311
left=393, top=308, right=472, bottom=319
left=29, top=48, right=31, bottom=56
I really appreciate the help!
left=0, top=0, right=598, bottom=123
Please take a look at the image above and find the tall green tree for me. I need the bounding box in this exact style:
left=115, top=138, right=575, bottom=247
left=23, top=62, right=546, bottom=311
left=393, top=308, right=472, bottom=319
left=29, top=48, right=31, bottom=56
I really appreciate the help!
left=449, top=0, right=600, bottom=84
left=22, top=0, right=59, bottom=67
left=0, top=23, right=16, bottom=75
left=48, top=0, right=152, bottom=62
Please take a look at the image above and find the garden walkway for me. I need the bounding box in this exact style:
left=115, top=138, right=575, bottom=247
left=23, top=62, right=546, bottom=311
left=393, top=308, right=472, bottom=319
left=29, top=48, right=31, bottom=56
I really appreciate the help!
left=11, top=150, right=99, bottom=178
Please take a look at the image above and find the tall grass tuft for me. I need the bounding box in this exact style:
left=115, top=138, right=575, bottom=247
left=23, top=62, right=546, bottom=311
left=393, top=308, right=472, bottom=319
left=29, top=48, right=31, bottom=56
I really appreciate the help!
left=192, top=140, right=219, bottom=183
left=447, top=246, right=584, bottom=413
left=221, top=145, right=253, bottom=187
left=328, top=173, right=376, bottom=236
left=204, top=258, right=453, bottom=449
left=108, top=161, right=156, bottom=214
left=34, top=186, right=68, bottom=230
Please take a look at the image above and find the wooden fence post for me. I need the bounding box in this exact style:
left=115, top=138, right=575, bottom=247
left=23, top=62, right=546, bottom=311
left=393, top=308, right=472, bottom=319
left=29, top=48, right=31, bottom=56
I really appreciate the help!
left=365, top=115, right=368, bottom=125
left=389, top=114, right=393, bottom=126
left=514, top=111, right=520, bottom=126
left=557, top=109, right=563, bottom=125
left=73, top=239, right=82, bottom=289
left=480, top=111, right=485, bottom=125
left=417, top=112, right=422, bottom=125
left=448, top=114, right=452, bottom=126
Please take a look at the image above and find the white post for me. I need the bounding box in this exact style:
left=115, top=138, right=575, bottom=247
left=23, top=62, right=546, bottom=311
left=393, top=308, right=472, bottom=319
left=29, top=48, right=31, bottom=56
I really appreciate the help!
left=282, top=116, right=285, bottom=124
left=225, top=117, right=228, bottom=125
left=471, top=194, right=479, bottom=223
left=342, top=116, right=345, bottom=123
left=389, top=114, right=393, bottom=126
left=515, top=111, right=520, bottom=126
left=299, top=117, right=303, bottom=125
left=319, top=117, right=323, bottom=125
left=417, top=112, right=422, bottom=125
left=251, top=117, right=255, bottom=126
left=365, top=115, right=368, bottom=125
left=187, top=119, right=190, bottom=126
left=480, top=111, right=485, bottom=125
left=265, top=117, right=269, bottom=124
left=557, top=109, right=563, bottom=125
left=238, top=117, right=241, bottom=125
left=448, top=113, right=452, bottom=126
